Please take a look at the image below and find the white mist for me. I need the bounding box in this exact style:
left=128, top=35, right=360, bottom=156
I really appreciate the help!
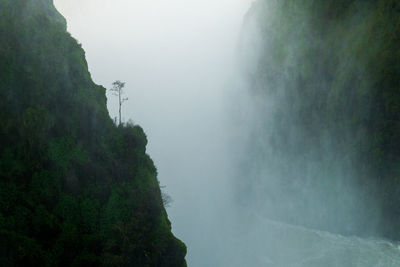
left=53, top=0, right=252, bottom=265
left=54, top=1, right=400, bottom=266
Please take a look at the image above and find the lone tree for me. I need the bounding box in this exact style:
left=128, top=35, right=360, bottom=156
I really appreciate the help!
left=110, top=80, right=128, bottom=125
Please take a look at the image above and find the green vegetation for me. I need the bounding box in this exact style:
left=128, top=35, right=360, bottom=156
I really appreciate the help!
left=0, top=0, right=186, bottom=265
left=241, top=0, right=399, bottom=238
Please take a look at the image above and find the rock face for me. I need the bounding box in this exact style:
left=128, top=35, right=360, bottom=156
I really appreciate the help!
left=236, top=0, right=400, bottom=239
left=0, top=0, right=186, bottom=265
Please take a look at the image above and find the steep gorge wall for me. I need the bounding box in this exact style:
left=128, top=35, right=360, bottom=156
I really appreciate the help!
left=236, top=0, right=400, bottom=238
left=0, top=0, right=186, bottom=265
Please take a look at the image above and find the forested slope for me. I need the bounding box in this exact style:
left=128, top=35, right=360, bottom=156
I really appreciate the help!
left=237, top=0, right=400, bottom=238
left=0, top=0, right=186, bottom=265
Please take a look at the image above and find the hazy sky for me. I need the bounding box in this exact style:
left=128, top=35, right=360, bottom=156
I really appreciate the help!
left=53, top=0, right=252, bottom=265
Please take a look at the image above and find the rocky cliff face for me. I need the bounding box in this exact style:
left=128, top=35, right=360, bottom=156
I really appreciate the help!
left=236, top=0, right=400, bottom=238
left=0, top=0, right=186, bottom=265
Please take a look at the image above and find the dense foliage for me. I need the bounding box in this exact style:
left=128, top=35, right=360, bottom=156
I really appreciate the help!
left=0, top=0, right=186, bottom=265
left=238, top=0, right=399, bottom=238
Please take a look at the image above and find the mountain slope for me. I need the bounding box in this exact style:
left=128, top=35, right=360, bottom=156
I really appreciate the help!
left=0, top=0, right=186, bottom=265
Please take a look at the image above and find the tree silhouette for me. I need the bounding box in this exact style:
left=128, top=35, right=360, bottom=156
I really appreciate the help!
left=110, top=80, right=128, bottom=125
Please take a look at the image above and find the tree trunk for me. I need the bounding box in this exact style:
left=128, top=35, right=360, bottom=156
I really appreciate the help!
left=119, top=89, right=121, bottom=125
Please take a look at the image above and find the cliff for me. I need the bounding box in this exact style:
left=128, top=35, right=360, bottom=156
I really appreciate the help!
left=237, top=0, right=400, bottom=238
left=0, top=0, right=186, bottom=265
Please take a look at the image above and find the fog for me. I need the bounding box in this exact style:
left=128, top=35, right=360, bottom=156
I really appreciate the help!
left=233, top=1, right=381, bottom=236
left=53, top=1, right=400, bottom=266
left=54, top=0, right=251, bottom=265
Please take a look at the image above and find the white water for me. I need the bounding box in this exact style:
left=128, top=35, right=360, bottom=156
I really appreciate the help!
left=217, top=216, right=400, bottom=267
left=54, top=1, right=400, bottom=266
